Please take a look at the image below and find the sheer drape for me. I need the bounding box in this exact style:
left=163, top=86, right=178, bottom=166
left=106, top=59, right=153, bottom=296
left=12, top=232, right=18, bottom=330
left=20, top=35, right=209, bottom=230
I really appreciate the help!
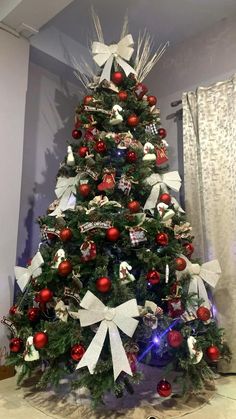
left=182, top=75, right=236, bottom=371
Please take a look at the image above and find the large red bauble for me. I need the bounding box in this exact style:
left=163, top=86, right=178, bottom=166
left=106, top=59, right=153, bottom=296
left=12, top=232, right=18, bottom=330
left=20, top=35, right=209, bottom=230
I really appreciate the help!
left=79, top=184, right=91, bottom=197
left=127, top=114, right=139, bottom=127
left=78, top=146, right=89, bottom=157
left=183, top=243, right=194, bottom=257
left=9, top=305, right=18, bottom=315
left=175, top=257, right=187, bottom=271
left=126, top=150, right=137, bottom=163
left=106, top=227, right=120, bottom=241
left=70, top=343, right=86, bottom=361
left=127, top=200, right=140, bottom=213
left=158, top=128, right=167, bottom=139
left=58, top=260, right=73, bottom=277
left=33, top=332, right=48, bottom=349
left=167, top=330, right=183, bottom=348
left=147, top=95, right=157, bottom=106
left=159, top=193, right=171, bottom=205
left=9, top=337, right=23, bottom=353
left=155, top=232, right=169, bottom=246
left=111, top=71, right=124, bottom=85
left=146, top=269, right=161, bottom=285
left=39, top=288, right=53, bottom=303
left=96, top=276, right=112, bottom=293
left=60, top=227, right=73, bottom=242
left=94, top=140, right=106, bottom=153
left=196, top=306, right=211, bottom=322
left=157, top=379, right=172, bottom=397
left=27, top=307, right=40, bottom=322
left=206, top=345, right=220, bottom=362
left=118, top=90, right=128, bottom=101
left=83, top=95, right=93, bottom=105
left=72, top=129, right=82, bottom=140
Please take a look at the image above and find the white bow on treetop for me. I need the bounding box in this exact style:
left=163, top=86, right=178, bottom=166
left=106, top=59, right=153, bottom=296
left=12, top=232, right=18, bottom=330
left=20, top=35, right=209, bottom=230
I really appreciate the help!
left=92, top=34, right=136, bottom=82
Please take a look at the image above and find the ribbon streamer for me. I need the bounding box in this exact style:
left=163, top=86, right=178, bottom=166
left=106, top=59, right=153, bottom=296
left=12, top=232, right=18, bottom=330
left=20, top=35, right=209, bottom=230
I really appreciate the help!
left=14, top=251, right=44, bottom=292
left=92, top=34, right=136, bottom=82
left=76, top=291, right=139, bottom=380
left=144, top=171, right=182, bottom=212
left=50, top=174, right=82, bottom=215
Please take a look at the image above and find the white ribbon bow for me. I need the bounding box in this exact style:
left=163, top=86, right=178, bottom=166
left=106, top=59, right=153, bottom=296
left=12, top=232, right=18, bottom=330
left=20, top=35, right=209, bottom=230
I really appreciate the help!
left=50, top=174, right=81, bottom=215
left=144, top=171, right=182, bottom=212
left=92, top=34, right=136, bottom=82
left=14, top=251, right=44, bottom=292
left=177, top=255, right=221, bottom=312
left=76, top=291, right=139, bottom=380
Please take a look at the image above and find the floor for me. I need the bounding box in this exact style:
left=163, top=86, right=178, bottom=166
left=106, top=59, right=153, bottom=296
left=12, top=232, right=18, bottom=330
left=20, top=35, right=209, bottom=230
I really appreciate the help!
left=0, top=374, right=236, bottom=418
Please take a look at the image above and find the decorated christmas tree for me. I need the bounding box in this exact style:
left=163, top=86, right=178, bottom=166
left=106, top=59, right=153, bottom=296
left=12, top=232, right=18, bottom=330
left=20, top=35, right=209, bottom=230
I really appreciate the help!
left=2, top=16, right=230, bottom=406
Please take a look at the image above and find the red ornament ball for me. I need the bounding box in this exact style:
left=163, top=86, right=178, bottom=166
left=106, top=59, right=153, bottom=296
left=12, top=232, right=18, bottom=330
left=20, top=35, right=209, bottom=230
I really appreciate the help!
left=111, top=71, right=124, bottom=85
left=72, top=129, right=82, bottom=140
left=83, top=95, right=93, bottom=105
left=155, top=232, right=169, bottom=246
left=147, top=95, right=157, bottom=106
left=70, top=343, right=86, bottom=361
left=78, top=146, right=89, bottom=157
left=9, top=337, right=23, bottom=353
left=197, top=306, right=211, bottom=322
left=106, top=227, right=120, bottom=242
left=127, top=200, right=140, bottom=213
left=96, top=276, right=112, bottom=293
left=167, top=330, right=183, bottom=348
left=58, top=260, right=73, bottom=277
left=126, top=150, right=137, bottom=163
left=118, top=90, right=128, bottom=101
left=127, top=114, right=139, bottom=127
left=146, top=269, right=161, bottom=285
left=175, top=257, right=187, bottom=271
left=159, top=193, right=171, bottom=205
left=33, top=332, right=48, bottom=349
left=158, top=128, right=167, bottom=139
left=206, top=345, right=220, bottom=362
left=79, top=184, right=91, bottom=197
left=27, top=307, right=40, bottom=322
left=9, top=305, right=18, bottom=315
left=157, top=379, right=172, bottom=397
left=183, top=242, right=194, bottom=257
left=94, top=140, right=106, bottom=153
left=39, top=288, right=53, bottom=303
left=60, top=227, right=73, bottom=242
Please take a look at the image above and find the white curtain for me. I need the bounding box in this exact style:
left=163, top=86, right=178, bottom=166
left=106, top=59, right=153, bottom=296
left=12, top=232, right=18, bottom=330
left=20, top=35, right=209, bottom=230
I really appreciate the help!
left=182, top=75, right=236, bottom=372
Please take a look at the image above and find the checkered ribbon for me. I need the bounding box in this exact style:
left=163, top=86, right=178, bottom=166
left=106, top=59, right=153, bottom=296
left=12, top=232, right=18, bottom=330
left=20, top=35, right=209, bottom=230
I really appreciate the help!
left=129, top=227, right=147, bottom=246
left=118, top=175, right=132, bottom=195
left=145, top=123, right=158, bottom=135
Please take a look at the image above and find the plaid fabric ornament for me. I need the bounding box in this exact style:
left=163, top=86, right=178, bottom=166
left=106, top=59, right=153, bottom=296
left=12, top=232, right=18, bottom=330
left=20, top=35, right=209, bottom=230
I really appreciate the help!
left=118, top=175, right=132, bottom=195
left=129, top=227, right=147, bottom=246
left=145, top=123, right=159, bottom=135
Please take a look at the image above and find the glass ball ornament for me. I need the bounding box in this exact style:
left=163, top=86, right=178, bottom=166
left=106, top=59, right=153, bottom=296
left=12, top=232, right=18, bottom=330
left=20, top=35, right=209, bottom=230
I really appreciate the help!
left=9, top=305, right=18, bottom=315
left=106, top=227, right=120, bottom=241
left=196, top=306, right=211, bottom=322
left=72, top=129, right=82, bottom=140
left=9, top=337, right=23, bottom=353
left=157, top=379, right=172, bottom=397
left=158, top=128, right=167, bottom=139
left=147, top=95, right=157, bottom=106
left=78, top=146, right=89, bottom=157
left=206, top=345, right=220, bottom=362
left=146, top=269, right=161, bottom=285
left=175, top=257, right=187, bottom=271
left=127, top=200, right=140, bottom=213
left=126, top=150, right=137, bottom=163
left=127, top=114, right=139, bottom=127
left=78, top=184, right=91, bottom=197
left=94, top=140, right=106, bottom=153
left=58, top=260, right=73, bottom=277
left=39, top=288, right=53, bottom=303
left=59, top=227, right=73, bottom=242
left=83, top=95, right=93, bottom=105
left=70, top=343, right=86, bottom=361
left=111, top=71, right=124, bottom=85
left=159, top=193, right=171, bottom=205
left=33, top=331, right=48, bottom=349
left=167, top=330, right=183, bottom=348
left=27, top=307, right=40, bottom=322
left=183, top=242, right=194, bottom=256
left=155, top=232, right=169, bottom=246
left=118, top=90, right=128, bottom=101
left=96, top=276, right=112, bottom=293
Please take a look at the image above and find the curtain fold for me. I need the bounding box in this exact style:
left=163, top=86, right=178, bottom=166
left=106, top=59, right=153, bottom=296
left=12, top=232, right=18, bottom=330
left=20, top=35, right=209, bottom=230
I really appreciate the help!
left=183, top=75, right=236, bottom=372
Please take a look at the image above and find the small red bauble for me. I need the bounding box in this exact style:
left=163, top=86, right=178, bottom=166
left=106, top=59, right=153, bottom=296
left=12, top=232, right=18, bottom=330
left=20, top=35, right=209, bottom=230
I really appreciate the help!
left=175, top=257, right=187, bottom=271
left=183, top=243, right=194, bottom=257
left=39, top=288, right=53, bottom=303
left=72, top=129, right=82, bottom=140
left=118, top=90, right=128, bottom=101
left=33, top=332, right=48, bottom=349
left=96, top=276, right=112, bottom=293
left=27, top=307, right=40, bottom=322
left=206, top=345, right=220, bottom=362
left=155, top=232, right=169, bottom=246
left=78, top=146, right=89, bottom=157
left=70, top=343, right=86, bottom=361
left=127, top=200, right=140, bottom=213
left=83, top=95, right=93, bottom=105
left=167, top=330, right=183, bottom=348
left=147, top=95, right=157, bottom=106
left=58, top=260, right=72, bottom=277
left=79, top=184, right=91, bottom=197
left=94, top=140, right=106, bottom=153
left=111, top=71, right=124, bottom=85
left=9, top=305, right=18, bottom=315
left=127, top=114, right=139, bottom=127
left=60, top=227, right=73, bottom=242
left=157, top=379, right=172, bottom=397
left=159, top=193, right=171, bottom=205
left=158, top=128, right=167, bottom=139
left=196, top=306, right=211, bottom=322
left=146, top=269, right=161, bottom=285
left=9, top=337, right=23, bottom=353
left=126, top=150, right=137, bottom=163
left=106, top=227, right=120, bottom=242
